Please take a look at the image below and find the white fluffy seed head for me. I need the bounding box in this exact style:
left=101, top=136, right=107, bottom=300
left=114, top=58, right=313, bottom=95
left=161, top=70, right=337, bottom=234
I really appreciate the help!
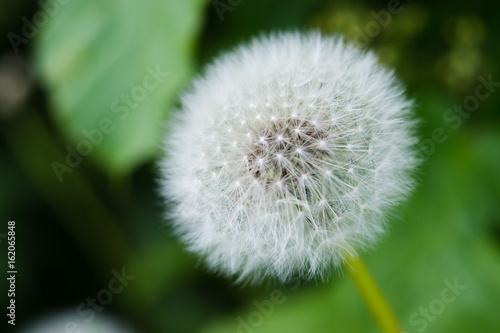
left=160, top=31, right=419, bottom=284
left=20, top=311, right=135, bottom=333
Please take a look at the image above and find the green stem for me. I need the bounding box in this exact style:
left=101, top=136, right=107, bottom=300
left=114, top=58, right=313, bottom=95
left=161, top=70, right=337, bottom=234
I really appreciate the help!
left=345, top=255, right=401, bottom=333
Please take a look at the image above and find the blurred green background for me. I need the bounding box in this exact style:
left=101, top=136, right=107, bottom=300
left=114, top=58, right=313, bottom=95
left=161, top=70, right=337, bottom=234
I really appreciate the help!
left=1, top=0, right=499, bottom=332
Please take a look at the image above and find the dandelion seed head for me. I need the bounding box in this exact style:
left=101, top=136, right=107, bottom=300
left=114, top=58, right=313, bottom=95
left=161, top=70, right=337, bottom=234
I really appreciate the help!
left=21, top=311, right=134, bottom=333
left=160, top=31, right=419, bottom=283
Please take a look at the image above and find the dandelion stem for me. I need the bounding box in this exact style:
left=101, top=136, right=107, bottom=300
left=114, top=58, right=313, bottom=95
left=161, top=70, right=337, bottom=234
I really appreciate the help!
left=345, top=255, right=401, bottom=333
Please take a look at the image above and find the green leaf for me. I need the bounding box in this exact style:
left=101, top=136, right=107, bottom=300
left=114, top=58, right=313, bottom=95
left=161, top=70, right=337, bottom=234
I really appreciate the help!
left=35, top=0, right=208, bottom=175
